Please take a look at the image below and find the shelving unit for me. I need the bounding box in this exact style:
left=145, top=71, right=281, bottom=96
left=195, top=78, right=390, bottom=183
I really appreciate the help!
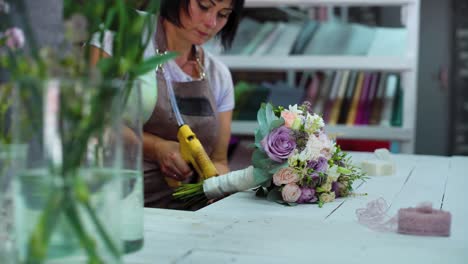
left=225, top=0, right=420, bottom=153
left=450, top=0, right=468, bottom=155
left=220, top=56, right=413, bottom=71
left=244, top=0, right=414, bottom=7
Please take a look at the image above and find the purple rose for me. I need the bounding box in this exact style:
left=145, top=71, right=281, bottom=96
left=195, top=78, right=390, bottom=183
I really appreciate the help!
left=297, top=187, right=318, bottom=204
left=261, top=126, right=296, bottom=163
left=307, top=156, right=329, bottom=173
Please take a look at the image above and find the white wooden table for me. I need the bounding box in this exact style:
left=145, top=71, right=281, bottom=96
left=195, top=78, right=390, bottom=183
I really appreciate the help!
left=125, top=152, right=468, bottom=264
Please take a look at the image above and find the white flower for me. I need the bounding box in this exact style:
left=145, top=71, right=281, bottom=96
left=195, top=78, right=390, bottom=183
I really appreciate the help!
left=288, top=151, right=305, bottom=167
left=288, top=104, right=302, bottom=115
left=304, top=113, right=325, bottom=134
left=327, top=165, right=340, bottom=178
left=317, top=132, right=333, bottom=159
left=4, top=27, right=25, bottom=50
left=295, top=134, right=324, bottom=162
left=319, top=192, right=336, bottom=203
left=326, top=175, right=337, bottom=184
left=330, top=143, right=337, bottom=155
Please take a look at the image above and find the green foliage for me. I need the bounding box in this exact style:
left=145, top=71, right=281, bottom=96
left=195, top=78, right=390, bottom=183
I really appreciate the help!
left=251, top=149, right=287, bottom=187
left=254, top=103, right=284, bottom=148
left=266, top=187, right=282, bottom=202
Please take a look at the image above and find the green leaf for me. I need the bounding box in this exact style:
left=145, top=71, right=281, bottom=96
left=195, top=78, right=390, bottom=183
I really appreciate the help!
left=129, top=52, right=177, bottom=77
left=254, top=128, right=264, bottom=149
left=316, top=186, right=327, bottom=193
left=251, top=149, right=280, bottom=171
left=265, top=103, right=278, bottom=125
left=269, top=119, right=284, bottom=131
left=261, top=180, right=272, bottom=188
left=255, top=187, right=268, bottom=197
left=96, top=58, right=115, bottom=76
left=256, top=103, right=267, bottom=135
left=253, top=167, right=271, bottom=186
left=266, top=187, right=282, bottom=202
left=337, top=166, right=352, bottom=175
left=269, top=162, right=289, bottom=174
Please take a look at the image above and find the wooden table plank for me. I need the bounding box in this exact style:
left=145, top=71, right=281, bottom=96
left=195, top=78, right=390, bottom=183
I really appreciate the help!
left=126, top=208, right=468, bottom=263
left=125, top=154, right=468, bottom=263
left=327, top=154, right=416, bottom=220
left=386, top=155, right=450, bottom=214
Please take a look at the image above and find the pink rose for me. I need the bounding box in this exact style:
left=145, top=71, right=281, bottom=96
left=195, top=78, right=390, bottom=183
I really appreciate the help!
left=281, top=183, right=301, bottom=203
left=273, top=167, right=299, bottom=186
left=281, top=111, right=297, bottom=128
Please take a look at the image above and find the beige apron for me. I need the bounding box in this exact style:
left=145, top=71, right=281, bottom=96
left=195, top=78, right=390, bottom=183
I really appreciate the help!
left=143, top=18, right=218, bottom=210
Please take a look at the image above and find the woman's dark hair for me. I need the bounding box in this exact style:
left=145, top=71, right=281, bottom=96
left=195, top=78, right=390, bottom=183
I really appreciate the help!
left=160, top=0, right=244, bottom=49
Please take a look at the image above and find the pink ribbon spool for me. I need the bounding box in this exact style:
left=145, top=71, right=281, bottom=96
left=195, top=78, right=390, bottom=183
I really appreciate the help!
left=397, top=204, right=451, bottom=237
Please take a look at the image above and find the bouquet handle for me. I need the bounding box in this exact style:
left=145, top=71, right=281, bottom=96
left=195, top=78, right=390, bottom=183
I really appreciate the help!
left=203, top=166, right=255, bottom=199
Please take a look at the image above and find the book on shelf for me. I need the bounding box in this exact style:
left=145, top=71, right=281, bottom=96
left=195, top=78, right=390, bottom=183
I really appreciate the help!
left=391, top=78, right=403, bottom=127
left=220, top=17, right=407, bottom=57
left=267, top=22, right=302, bottom=56
left=346, top=72, right=365, bottom=126
left=323, top=70, right=343, bottom=123
left=328, top=70, right=350, bottom=125
left=298, top=71, right=312, bottom=92
left=252, top=22, right=286, bottom=56
left=224, top=17, right=261, bottom=55
left=367, top=27, right=407, bottom=56
left=345, top=23, right=376, bottom=55
left=313, top=71, right=334, bottom=116
left=303, top=72, right=320, bottom=106
left=369, top=72, right=388, bottom=125
left=338, top=71, right=358, bottom=124
left=355, top=72, right=372, bottom=125
left=380, top=74, right=399, bottom=127
left=240, top=22, right=276, bottom=55
left=362, top=72, right=380, bottom=125
left=303, top=21, right=376, bottom=56
left=290, top=20, right=319, bottom=55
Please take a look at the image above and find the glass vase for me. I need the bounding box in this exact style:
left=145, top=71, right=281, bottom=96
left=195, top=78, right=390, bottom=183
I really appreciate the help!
left=0, top=144, right=26, bottom=264
left=119, top=80, right=144, bottom=254
left=12, top=78, right=125, bottom=263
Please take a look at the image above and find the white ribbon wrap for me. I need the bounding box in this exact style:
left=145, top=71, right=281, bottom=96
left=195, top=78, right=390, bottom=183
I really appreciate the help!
left=203, top=166, right=256, bottom=199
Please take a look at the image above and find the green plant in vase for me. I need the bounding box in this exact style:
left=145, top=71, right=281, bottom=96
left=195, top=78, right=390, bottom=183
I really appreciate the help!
left=1, top=0, right=175, bottom=263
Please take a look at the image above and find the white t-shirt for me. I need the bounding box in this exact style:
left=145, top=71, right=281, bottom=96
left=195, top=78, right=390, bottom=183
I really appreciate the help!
left=89, top=20, right=234, bottom=123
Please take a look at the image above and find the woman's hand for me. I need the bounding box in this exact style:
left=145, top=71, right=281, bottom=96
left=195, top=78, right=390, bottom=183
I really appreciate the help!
left=156, top=140, right=193, bottom=181
left=143, top=132, right=193, bottom=181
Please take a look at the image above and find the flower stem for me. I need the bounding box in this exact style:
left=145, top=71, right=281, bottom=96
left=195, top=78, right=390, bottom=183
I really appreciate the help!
left=64, top=197, right=102, bottom=263
left=25, top=192, right=64, bottom=263
left=82, top=200, right=121, bottom=259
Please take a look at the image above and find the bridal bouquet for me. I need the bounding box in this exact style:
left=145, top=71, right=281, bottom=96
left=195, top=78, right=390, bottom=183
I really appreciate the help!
left=174, top=102, right=366, bottom=207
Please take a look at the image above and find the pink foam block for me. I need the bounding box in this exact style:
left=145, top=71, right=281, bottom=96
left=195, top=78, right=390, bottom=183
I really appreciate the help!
left=397, top=205, right=451, bottom=237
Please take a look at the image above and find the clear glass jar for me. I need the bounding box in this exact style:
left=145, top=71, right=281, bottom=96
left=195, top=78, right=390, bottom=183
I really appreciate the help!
left=119, top=80, right=144, bottom=254
left=13, top=78, right=124, bottom=263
